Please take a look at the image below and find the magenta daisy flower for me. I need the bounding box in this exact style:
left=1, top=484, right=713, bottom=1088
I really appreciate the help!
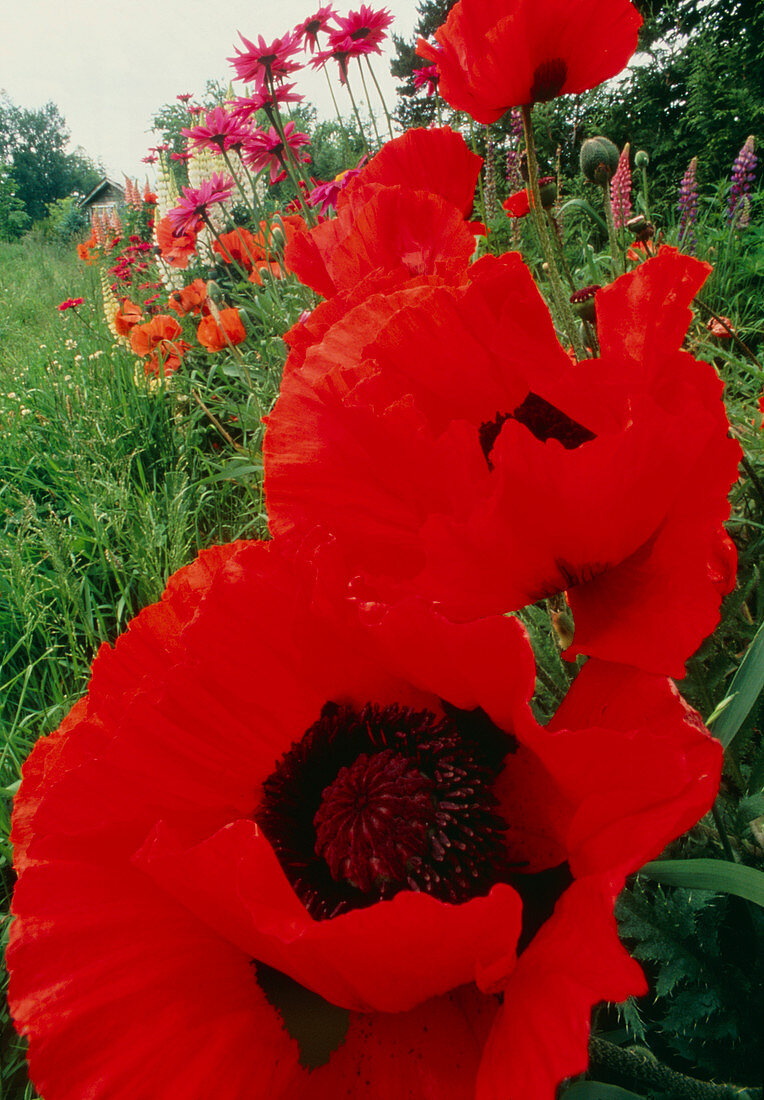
left=167, top=173, right=235, bottom=236
left=310, top=41, right=355, bottom=83
left=295, top=6, right=337, bottom=52
left=332, top=4, right=393, bottom=52
left=229, top=84, right=304, bottom=125
left=413, top=63, right=440, bottom=95
left=183, top=107, right=253, bottom=154
left=244, top=123, right=311, bottom=184
left=228, top=31, right=303, bottom=84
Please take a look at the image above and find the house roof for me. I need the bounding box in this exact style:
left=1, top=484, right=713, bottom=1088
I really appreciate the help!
left=78, top=177, right=126, bottom=208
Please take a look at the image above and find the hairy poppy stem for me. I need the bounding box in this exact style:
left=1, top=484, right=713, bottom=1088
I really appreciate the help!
left=521, top=106, right=587, bottom=360
left=588, top=1037, right=759, bottom=1098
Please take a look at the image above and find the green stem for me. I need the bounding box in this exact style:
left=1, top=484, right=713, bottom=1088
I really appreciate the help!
left=221, top=149, right=258, bottom=222
left=469, top=119, right=488, bottom=230
left=640, top=163, right=651, bottom=221
left=364, top=55, right=395, bottom=139
left=521, top=106, right=587, bottom=359
left=322, top=63, right=353, bottom=159
left=588, top=1037, right=759, bottom=1099
left=356, top=57, right=382, bottom=148
left=343, top=70, right=371, bottom=157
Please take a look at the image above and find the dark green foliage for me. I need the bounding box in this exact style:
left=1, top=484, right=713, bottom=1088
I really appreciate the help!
left=0, top=96, right=101, bottom=223
left=390, top=0, right=455, bottom=128
left=0, top=167, right=30, bottom=241
left=616, top=882, right=764, bottom=1084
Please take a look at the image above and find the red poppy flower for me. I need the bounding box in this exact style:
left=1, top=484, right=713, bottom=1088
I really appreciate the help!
left=8, top=538, right=720, bottom=1100
left=417, top=0, right=642, bottom=123
left=214, top=227, right=264, bottom=270
left=113, top=299, right=144, bottom=336
left=156, top=216, right=197, bottom=268
left=285, top=184, right=475, bottom=299
left=502, top=189, right=531, bottom=218
left=197, top=308, right=247, bottom=352
left=168, top=279, right=209, bottom=317
left=265, top=248, right=741, bottom=677
left=285, top=128, right=480, bottom=299
left=343, top=126, right=482, bottom=219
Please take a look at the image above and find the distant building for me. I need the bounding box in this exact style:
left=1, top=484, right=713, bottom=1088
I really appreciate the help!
left=78, top=178, right=125, bottom=219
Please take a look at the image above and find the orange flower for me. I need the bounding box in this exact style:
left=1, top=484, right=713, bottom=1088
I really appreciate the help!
left=114, top=300, right=144, bottom=337
left=196, top=308, right=247, bottom=352
left=248, top=261, right=285, bottom=284
left=130, top=314, right=184, bottom=357
left=168, top=279, right=209, bottom=316
left=156, top=216, right=197, bottom=268
left=76, top=232, right=98, bottom=265
left=213, top=229, right=264, bottom=271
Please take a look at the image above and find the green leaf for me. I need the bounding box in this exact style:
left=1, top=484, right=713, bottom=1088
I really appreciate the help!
left=707, top=618, right=764, bottom=748
left=556, top=198, right=608, bottom=234
left=560, top=1083, right=646, bottom=1099
left=639, top=859, right=764, bottom=907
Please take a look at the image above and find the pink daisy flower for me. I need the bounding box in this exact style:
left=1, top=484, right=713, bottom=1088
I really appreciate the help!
left=295, top=6, right=337, bottom=53
left=244, top=123, right=311, bottom=184
left=413, top=63, right=439, bottom=96
left=167, top=173, right=235, bottom=236
left=229, top=84, right=303, bottom=124
left=332, top=4, right=393, bottom=52
left=183, top=106, right=253, bottom=154
left=228, top=31, right=303, bottom=84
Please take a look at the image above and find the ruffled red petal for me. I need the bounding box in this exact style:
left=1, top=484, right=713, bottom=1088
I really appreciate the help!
left=285, top=186, right=475, bottom=299
left=136, top=818, right=523, bottom=1014
left=344, top=126, right=482, bottom=217
left=265, top=249, right=739, bottom=674
left=9, top=861, right=302, bottom=1100
left=418, top=0, right=642, bottom=122
left=477, top=878, right=646, bottom=1100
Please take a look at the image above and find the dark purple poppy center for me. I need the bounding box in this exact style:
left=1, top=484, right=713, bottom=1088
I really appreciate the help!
left=529, top=58, right=568, bottom=103
left=479, top=392, right=596, bottom=469
left=256, top=702, right=513, bottom=920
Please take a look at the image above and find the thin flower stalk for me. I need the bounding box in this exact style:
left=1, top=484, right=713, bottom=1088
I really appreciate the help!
left=364, top=54, right=395, bottom=139
left=521, top=106, right=587, bottom=359
left=356, top=57, right=382, bottom=147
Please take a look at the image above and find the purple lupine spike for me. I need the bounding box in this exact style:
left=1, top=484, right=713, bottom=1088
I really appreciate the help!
left=509, top=108, right=523, bottom=141
left=610, top=143, right=632, bottom=228
left=678, top=156, right=699, bottom=251
left=728, top=135, right=757, bottom=226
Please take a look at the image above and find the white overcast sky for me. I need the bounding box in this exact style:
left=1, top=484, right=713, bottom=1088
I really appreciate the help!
left=1, top=0, right=420, bottom=184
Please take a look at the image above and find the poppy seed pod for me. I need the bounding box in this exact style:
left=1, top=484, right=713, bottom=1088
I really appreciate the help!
left=580, top=136, right=620, bottom=184
left=570, top=284, right=601, bottom=323
left=538, top=176, right=558, bottom=208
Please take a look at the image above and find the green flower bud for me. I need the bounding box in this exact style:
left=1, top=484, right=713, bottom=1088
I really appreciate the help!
left=580, top=136, right=620, bottom=184
left=634, top=150, right=650, bottom=168
left=538, top=176, right=558, bottom=209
